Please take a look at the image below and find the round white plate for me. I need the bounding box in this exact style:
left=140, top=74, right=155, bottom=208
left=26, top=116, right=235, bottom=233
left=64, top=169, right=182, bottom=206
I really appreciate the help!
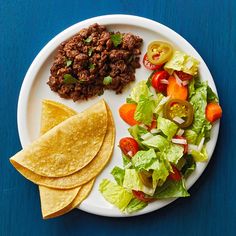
left=17, top=15, right=219, bottom=217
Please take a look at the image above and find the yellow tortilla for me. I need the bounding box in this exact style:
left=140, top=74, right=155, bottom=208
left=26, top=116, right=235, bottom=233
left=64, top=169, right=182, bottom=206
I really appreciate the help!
left=39, top=185, right=80, bottom=219
left=10, top=99, right=108, bottom=177
left=42, top=179, right=95, bottom=219
left=10, top=106, right=115, bottom=189
left=40, top=100, right=77, bottom=135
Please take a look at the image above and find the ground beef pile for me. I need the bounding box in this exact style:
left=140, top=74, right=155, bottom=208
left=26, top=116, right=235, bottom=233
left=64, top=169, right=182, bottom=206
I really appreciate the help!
left=47, top=23, right=143, bottom=101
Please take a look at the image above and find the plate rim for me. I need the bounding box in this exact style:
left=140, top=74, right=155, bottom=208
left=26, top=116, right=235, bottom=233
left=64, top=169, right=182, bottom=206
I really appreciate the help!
left=17, top=14, right=220, bottom=217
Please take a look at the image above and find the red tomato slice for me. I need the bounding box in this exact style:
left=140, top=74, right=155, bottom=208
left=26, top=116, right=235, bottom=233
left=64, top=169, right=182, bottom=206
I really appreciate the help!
left=151, top=70, right=169, bottom=93
left=143, top=53, right=162, bottom=70
left=147, top=119, right=157, bottom=131
left=174, top=135, right=188, bottom=154
left=175, top=71, right=193, bottom=81
left=132, top=190, right=155, bottom=202
left=168, top=165, right=182, bottom=181
left=119, top=137, right=139, bottom=157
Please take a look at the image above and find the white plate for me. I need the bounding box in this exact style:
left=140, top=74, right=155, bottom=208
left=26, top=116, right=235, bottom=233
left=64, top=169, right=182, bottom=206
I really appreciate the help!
left=17, top=15, right=219, bottom=217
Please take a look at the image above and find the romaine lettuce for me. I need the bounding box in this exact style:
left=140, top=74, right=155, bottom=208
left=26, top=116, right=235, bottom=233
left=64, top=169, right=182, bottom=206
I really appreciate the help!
left=184, top=129, right=198, bottom=144
left=157, top=116, right=178, bottom=140
left=123, top=169, right=156, bottom=196
left=128, top=125, right=148, bottom=149
left=130, top=80, right=151, bottom=103
left=191, top=146, right=208, bottom=162
left=111, top=166, right=125, bottom=186
left=99, top=179, right=133, bottom=210
left=154, top=179, right=190, bottom=198
left=132, top=149, right=157, bottom=171
left=125, top=198, right=148, bottom=213
left=164, top=51, right=199, bottom=75
left=142, top=135, right=169, bottom=151
left=161, top=143, right=184, bottom=164
left=134, top=95, right=154, bottom=125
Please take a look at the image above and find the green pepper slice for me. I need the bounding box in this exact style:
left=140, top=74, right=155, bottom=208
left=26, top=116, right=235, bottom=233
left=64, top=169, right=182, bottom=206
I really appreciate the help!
left=138, top=170, right=153, bottom=188
left=163, top=99, right=194, bottom=128
left=147, top=41, right=173, bottom=65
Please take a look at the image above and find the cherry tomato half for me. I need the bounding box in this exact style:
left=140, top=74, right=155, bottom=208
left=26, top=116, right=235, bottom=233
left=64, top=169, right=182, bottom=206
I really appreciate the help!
left=132, top=190, right=155, bottom=202
left=119, top=137, right=139, bottom=157
left=143, top=53, right=162, bottom=70
left=174, top=135, right=188, bottom=154
left=168, top=165, right=182, bottom=181
left=151, top=70, right=169, bottom=93
left=175, top=71, right=193, bottom=81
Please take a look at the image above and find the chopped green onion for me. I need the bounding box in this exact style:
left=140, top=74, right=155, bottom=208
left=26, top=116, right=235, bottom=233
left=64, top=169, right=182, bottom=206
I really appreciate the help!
left=103, top=76, right=113, bottom=85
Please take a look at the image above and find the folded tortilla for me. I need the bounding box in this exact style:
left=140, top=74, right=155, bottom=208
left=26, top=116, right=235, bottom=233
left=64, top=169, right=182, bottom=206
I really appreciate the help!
left=10, top=99, right=108, bottom=177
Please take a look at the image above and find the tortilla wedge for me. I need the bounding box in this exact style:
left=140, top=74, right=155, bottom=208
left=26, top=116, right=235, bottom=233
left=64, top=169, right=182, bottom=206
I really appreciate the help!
left=10, top=99, right=108, bottom=177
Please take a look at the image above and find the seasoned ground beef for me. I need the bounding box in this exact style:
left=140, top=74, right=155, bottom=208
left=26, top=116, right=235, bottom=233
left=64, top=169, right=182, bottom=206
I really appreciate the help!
left=47, top=23, right=143, bottom=101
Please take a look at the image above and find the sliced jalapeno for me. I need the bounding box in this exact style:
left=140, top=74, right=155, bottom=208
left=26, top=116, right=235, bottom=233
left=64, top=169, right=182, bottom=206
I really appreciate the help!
left=138, top=170, right=153, bottom=188
left=147, top=41, right=173, bottom=65
left=163, top=99, right=194, bottom=128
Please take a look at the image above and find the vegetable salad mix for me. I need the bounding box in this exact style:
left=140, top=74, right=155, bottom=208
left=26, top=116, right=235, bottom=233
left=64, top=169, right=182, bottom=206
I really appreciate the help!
left=100, top=41, right=222, bottom=214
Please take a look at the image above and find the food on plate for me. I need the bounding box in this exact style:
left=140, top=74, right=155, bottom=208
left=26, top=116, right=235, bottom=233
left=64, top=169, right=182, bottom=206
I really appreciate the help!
left=99, top=40, right=222, bottom=214
left=10, top=100, right=108, bottom=177
left=10, top=99, right=115, bottom=218
left=47, top=23, right=143, bottom=101
left=11, top=103, right=115, bottom=189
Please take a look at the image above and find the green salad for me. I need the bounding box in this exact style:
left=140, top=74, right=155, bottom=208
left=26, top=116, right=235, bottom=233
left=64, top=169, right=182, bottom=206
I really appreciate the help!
left=99, top=41, right=222, bottom=214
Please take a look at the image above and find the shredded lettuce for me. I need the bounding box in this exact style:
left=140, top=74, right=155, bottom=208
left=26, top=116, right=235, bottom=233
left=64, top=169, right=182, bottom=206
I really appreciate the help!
left=134, top=95, right=154, bottom=125
left=111, top=166, right=125, bottom=186
left=154, top=179, right=190, bottom=198
left=164, top=51, right=199, bottom=75
left=181, top=155, right=196, bottom=178
left=99, top=179, right=133, bottom=210
left=125, top=198, right=148, bottom=213
left=157, top=116, right=178, bottom=140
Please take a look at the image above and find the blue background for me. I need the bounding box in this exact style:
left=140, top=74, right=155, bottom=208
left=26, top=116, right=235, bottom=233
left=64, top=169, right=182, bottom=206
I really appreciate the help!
left=1, top=0, right=235, bottom=235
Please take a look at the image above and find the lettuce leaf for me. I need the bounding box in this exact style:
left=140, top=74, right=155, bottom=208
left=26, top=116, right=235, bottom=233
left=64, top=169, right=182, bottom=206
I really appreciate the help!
left=111, top=166, right=125, bottom=185
left=154, top=179, right=190, bottom=198
left=132, top=149, right=157, bottom=171
left=191, top=146, right=208, bottom=162
left=128, top=125, right=148, bottom=149
left=181, top=155, right=196, bottom=178
left=142, top=135, right=169, bottom=151
left=157, top=116, right=178, bottom=140
left=164, top=51, right=199, bottom=75
left=122, top=154, right=132, bottom=169
left=125, top=198, right=148, bottom=213
left=134, top=95, right=154, bottom=125
left=130, top=80, right=151, bottom=103
left=207, top=85, right=218, bottom=103
left=184, top=129, right=198, bottom=144
left=189, top=81, right=208, bottom=134
left=152, top=160, right=169, bottom=187
left=123, top=169, right=156, bottom=196
left=99, top=179, right=133, bottom=210
left=161, top=143, right=184, bottom=164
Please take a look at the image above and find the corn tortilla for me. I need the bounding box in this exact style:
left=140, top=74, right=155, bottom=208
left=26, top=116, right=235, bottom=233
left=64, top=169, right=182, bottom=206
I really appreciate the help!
left=10, top=99, right=108, bottom=177
left=10, top=105, right=115, bottom=189
left=42, top=179, right=95, bottom=219
left=40, top=100, right=77, bottom=135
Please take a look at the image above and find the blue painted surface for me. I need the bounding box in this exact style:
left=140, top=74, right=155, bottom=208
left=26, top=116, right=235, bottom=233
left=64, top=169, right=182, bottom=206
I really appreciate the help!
left=0, top=0, right=236, bottom=235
